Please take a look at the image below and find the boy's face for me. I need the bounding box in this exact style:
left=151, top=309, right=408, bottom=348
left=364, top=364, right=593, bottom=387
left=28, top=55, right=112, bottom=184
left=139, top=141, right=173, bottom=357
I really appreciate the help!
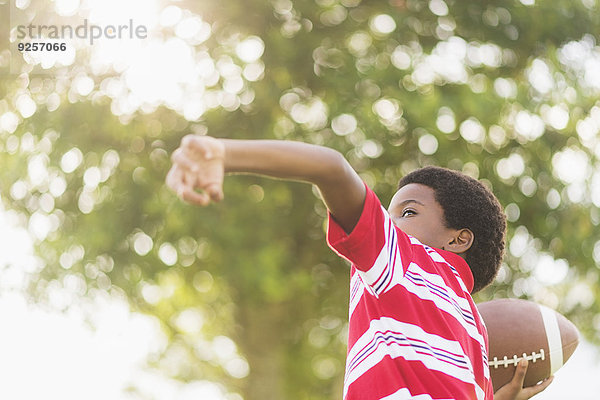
left=388, top=183, right=459, bottom=251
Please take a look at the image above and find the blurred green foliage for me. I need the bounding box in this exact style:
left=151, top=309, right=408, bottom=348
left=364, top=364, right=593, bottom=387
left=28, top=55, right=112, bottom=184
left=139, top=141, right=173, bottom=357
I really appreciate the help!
left=1, top=0, right=600, bottom=399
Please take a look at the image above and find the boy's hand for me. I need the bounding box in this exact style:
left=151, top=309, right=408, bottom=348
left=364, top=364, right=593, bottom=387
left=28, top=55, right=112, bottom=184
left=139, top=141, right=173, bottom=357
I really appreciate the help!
left=166, top=135, right=225, bottom=206
left=493, top=359, right=554, bottom=400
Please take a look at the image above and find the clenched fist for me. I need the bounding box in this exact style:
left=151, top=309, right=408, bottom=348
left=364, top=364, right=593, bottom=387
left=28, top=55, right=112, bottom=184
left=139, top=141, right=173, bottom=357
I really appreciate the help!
left=166, top=135, right=225, bottom=206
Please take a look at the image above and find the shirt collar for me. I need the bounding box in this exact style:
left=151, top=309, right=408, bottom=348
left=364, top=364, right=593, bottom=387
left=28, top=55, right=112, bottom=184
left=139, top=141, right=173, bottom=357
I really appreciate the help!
left=440, top=250, right=475, bottom=293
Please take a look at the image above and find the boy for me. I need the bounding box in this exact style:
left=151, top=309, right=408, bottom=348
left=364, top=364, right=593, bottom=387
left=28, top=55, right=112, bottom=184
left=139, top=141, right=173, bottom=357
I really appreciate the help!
left=166, top=135, right=552, bottom=400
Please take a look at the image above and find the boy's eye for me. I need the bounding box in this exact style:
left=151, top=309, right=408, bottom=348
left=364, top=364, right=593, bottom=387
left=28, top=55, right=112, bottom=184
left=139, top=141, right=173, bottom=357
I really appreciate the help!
left=401, top=209, right=416, bottom=217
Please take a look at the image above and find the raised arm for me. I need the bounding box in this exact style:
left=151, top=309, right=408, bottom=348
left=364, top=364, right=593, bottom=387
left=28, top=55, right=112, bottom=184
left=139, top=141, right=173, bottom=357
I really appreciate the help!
left=166, top=135, right=366, bottom=234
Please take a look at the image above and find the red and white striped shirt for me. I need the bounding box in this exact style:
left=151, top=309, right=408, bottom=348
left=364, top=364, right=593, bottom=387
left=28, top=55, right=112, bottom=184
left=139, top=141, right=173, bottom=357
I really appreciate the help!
left=327, top=186, right=493, bottom=400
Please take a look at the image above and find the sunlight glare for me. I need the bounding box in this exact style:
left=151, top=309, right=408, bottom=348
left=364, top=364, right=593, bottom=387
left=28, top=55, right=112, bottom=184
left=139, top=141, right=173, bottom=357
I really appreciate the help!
left=552, top=147, right=590, bottom=185
left=123, top=38, right=195, bottom=107
left=533, top=254, right=569, bottom=285
left=15, top=93, right=37, bottom=118
left=369, top=14, right=396, bottom=35
left=85, top=0, right=159, bottom=27
left=160, top=5, right=183, bottom=27
left=175, top=16, right=212, bottom=44
left=55, top=0, right=80, bottom=16
left=236, top=36, right=265, bottom=63
left=0, top=111, right=20, bottom=134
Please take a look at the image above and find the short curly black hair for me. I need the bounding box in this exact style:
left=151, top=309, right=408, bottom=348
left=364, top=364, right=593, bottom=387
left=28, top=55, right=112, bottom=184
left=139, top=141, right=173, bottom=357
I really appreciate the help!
left=398, top=166, right=506, bottom=293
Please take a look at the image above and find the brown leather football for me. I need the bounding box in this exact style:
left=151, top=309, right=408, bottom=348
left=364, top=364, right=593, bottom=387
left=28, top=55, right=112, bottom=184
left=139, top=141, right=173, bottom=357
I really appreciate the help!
left=478, top=299, right=579, bottom=392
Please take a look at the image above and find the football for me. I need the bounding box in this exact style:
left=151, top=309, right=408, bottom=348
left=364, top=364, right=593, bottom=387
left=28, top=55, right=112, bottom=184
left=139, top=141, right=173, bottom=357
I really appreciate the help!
left=477, top=299, right=579, bottom=392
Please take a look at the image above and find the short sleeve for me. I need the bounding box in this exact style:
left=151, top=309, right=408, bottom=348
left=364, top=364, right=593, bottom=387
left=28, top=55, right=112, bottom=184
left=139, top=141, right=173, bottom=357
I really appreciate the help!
left=327, top=185, right=412, bottom=296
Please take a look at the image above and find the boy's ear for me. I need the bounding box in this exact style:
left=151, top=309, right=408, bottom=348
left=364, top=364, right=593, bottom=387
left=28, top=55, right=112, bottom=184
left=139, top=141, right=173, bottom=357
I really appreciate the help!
left=446, top=228, right=474, bottom=254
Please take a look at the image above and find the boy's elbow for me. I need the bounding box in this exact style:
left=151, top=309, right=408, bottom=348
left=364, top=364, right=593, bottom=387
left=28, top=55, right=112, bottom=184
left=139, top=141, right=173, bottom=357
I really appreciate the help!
left=316, top=148, right=365, bottom=233
left=318, top=148, right=364, bottom=195
left=318, top=148, right=353, bottom=184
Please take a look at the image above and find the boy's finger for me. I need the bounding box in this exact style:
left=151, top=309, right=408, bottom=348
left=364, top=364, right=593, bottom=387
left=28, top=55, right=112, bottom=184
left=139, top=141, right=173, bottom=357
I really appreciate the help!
left=180, top=186, right=211, bottom=206
left=166, top=167, right=208, bottom=205
left=206, top=183, right=224, bottom=202
left=171, top=149, right=199, bottom=171
left=521, top=376, right=554, bottom=397
left=182, top=135, right=213, bottom=159
left=166, top=166, right=184, bottom=193
left=513, top=358, right=528, bottom=385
